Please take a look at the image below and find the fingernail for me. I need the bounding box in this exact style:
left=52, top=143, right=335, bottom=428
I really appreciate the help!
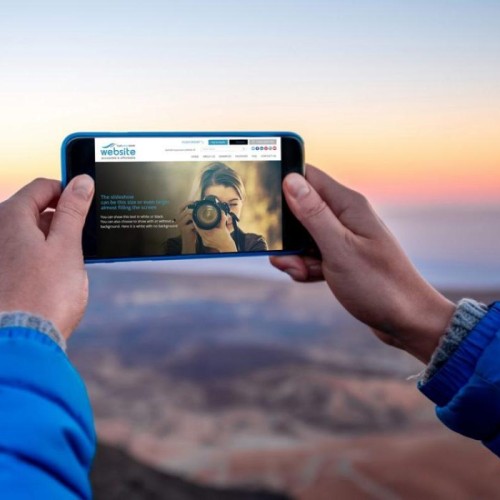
left=72, top=175, right=94, bottom=200
left=307, top=264, right=322, bottom=274
left=285, top=174, right=310, bottom=199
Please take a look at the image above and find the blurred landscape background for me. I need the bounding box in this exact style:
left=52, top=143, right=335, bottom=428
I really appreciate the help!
left=78, top=208, right=500, bottom=500
left=2, top=1, right=500, bottom=498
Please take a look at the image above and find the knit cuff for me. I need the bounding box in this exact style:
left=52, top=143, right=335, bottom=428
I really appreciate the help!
left=422, top=298, right=488, bottom=383
left=0, top=311, right=66, bottom=352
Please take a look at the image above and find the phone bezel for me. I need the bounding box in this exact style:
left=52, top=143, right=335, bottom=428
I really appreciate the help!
left=62, top=131, right=308, bottom=263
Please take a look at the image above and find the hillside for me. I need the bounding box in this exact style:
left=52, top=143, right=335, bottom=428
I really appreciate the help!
left=73, top=269, right=500, bottom=499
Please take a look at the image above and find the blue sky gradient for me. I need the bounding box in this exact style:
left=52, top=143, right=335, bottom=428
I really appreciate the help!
left=1, top=1, right=499, bottom=204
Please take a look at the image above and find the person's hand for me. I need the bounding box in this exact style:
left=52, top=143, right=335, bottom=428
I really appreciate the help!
left=0, top=175, right=94, bottom=340
left=270, top=165, right=456, bottom=363
left=195, top=212, right=237, bottom=253
left=177, top=201, right=198, bottom=254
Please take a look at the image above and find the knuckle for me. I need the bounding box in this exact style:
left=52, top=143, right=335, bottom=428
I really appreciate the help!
left=350, top=190, right=369, bottom=207
left=32, top=177, right=47, bottom=185
left=29, top=177, right=48, bottom=186
left=30, top=177, right=53, bottom=189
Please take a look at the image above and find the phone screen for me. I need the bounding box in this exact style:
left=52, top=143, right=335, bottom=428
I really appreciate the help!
left=64, top=133, right=306, bottom=261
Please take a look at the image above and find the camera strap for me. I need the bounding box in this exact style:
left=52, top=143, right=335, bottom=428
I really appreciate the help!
left=230, top=212, right=243, bottom=252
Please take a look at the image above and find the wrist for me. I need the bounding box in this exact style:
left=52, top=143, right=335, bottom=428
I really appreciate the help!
left=182, top=238, right=196, bottom=254
left=396, top=290, right=456, bottom=363
left=0, top=311, right=66, bottom=352
left=422, top=298, right=488, bottom=382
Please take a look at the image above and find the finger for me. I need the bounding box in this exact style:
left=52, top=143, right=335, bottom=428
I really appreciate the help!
left=193, top=224, right=208, bottom=244
left=178, top=208, right=193, bottom=226
left=179, top=206, right=193, bottom=216
left=179, top=211, right=193, bottom=225
left=219, top=211, right=228, bottom=228
left=304, top=165, right=378, bottom=236
left=10, top=178, right=62, bottom=218
left=179, top=201, right=195, bottom=212
left=269, top=255, right=324, bottom=282
left=39, top=210, right=55, bottom=238
left=305, top=165, right=362, bottom=214
left=48, top=175, right=94, bottom=247
left=193, top=222, right=210, bottom=238
left=283, top=173, right=346, bottom=257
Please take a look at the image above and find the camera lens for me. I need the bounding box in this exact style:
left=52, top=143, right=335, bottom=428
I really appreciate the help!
left=197, top=204, right=219, bottom=228
left=191, top=196, right=223, bottom=230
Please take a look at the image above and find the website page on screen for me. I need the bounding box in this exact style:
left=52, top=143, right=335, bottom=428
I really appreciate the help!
left=94, top=137, right=283, bottom=258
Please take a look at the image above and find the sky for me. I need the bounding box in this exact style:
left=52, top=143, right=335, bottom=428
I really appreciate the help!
left=1, top=0, right=499, bottom=205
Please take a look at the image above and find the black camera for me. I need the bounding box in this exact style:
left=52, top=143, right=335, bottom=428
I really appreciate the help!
left=188, top=195, right=237, bottom=230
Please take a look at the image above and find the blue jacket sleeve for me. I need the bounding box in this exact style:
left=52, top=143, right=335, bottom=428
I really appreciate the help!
left=419, top=301, right=500, bottom=457
left=0, top=326, right=96, bottom=499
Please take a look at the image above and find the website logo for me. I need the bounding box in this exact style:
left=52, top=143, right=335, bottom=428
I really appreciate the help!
left=100, top=142, right=136, bottom=159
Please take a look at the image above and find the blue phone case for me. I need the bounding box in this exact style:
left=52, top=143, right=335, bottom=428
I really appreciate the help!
left=61, top=131, right=304, bottom=264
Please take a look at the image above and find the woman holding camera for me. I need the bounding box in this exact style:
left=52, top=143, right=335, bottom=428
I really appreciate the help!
left=165, top=162, right=268, bottom=255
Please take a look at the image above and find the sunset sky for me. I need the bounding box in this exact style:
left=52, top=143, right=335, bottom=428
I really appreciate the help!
left=1, top=0, right=499, bottom=205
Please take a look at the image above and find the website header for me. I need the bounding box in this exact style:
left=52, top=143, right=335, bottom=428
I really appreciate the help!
left=95, top=137, right=281, bottom=163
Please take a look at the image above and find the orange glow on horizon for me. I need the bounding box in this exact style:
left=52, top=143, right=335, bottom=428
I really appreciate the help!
left=1, top=102, right=499, bottom=205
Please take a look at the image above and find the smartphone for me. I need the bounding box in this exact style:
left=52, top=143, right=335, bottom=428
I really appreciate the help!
left=62, top=132, right=310, bottom=263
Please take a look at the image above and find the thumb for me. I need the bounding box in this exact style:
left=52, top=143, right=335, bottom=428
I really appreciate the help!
left=48, top=174, right=94, bottom=246
left=283, top=173, right=346, bottom=256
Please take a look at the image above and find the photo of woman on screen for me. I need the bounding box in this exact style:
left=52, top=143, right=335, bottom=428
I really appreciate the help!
left=165, top=162, right=268, bottom=255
